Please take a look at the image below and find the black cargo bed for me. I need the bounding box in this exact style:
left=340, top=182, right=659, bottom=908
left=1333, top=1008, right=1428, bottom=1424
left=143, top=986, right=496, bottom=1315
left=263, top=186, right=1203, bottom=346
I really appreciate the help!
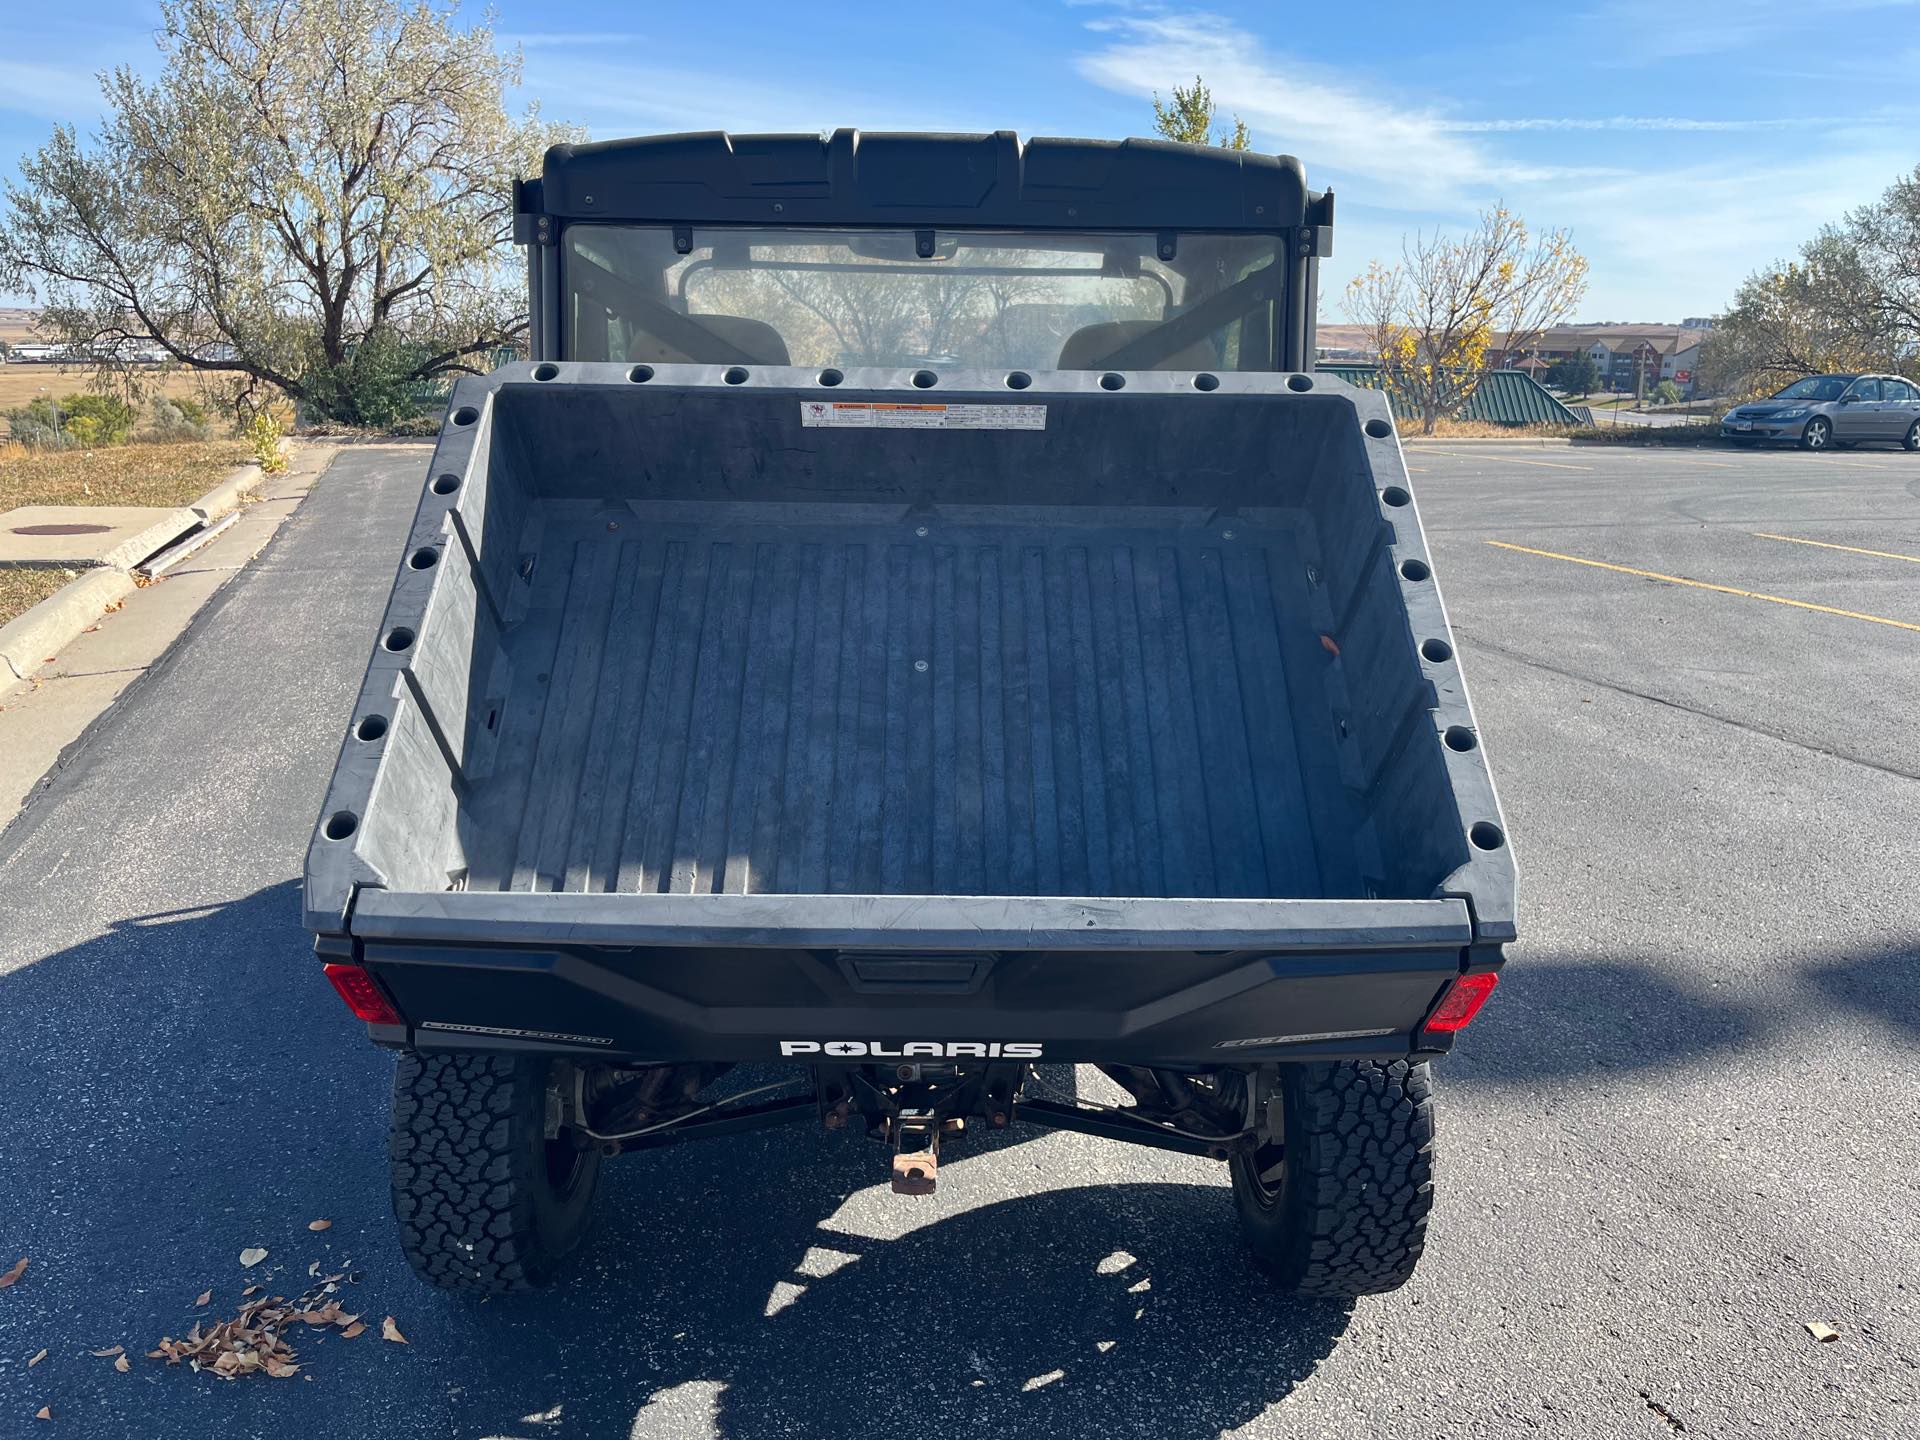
left=307, top=368, right=1515, bottom=969
left=456, top=500, right=1365, bottom=901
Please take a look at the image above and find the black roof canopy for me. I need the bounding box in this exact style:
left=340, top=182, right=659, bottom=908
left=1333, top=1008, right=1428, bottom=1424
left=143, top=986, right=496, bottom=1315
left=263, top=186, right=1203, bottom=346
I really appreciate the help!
left=526, top=129, right=1322, bottom=233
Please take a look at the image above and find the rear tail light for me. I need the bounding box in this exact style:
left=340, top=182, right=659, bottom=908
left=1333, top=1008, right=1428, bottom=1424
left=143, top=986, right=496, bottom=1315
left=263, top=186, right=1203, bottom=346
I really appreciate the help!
left=1422, top=971, right=1499, bottom=1036
left=323, top=962, right=404, bottom=1026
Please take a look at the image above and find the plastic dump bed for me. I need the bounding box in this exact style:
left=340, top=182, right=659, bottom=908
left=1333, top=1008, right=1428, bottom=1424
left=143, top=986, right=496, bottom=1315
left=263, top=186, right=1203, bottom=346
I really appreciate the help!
left=304, top=364, right=1513, bottom=1063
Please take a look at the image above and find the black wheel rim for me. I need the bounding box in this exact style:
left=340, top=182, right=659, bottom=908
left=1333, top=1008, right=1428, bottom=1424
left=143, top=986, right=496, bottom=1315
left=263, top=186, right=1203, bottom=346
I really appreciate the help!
left=543, top=1134, right=587, bottom=1198
left=1245, top=1139, right=1288, bottom=1207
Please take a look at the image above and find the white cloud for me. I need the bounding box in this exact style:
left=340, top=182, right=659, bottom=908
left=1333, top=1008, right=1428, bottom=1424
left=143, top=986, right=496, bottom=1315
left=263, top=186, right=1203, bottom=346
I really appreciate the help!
left=1437, top=115, right=1861, bottom=133
left=1072, top=11, right=1605, bottom=207
left=519, top=56, right=1011, bottom=139
left=1074, top=9, right=1918, bottom=318
left=0, top=59, right=103, bottom=121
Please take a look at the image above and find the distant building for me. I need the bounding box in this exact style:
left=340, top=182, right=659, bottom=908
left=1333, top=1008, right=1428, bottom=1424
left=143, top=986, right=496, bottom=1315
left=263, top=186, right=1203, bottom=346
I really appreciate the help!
left=1492, top=324, right=1714, bottom=397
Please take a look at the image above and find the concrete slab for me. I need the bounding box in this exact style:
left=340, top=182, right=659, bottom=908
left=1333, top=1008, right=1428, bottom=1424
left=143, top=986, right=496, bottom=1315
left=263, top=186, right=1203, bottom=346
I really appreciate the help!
left=0, top=504, right=200, bottom=569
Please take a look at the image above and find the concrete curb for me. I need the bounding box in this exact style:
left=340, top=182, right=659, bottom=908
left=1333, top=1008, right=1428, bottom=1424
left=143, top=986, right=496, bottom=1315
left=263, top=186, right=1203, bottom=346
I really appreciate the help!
left=187, top=462, right=265, bottom=522
left=1404, top=437, right=1579, bottom=449
left=0, top=568, right=136, bottom=683
left=0, top=461, right=267, bottom=684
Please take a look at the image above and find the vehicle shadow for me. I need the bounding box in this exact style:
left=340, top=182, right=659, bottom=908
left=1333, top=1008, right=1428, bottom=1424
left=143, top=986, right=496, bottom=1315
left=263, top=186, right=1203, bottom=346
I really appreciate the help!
left=452, top=1162, right=1353, bottom=1440
left=0, top=881, right=1344, bottom=1440
left=1444, top=952, right=1769, bottom=1087
left=1797, top=944, right=1920, bottom=1041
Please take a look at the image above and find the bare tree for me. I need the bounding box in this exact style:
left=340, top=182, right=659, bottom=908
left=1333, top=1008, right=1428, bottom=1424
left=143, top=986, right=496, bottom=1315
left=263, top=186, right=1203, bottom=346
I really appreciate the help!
left=0, top=0, right=577, bottom=424
left=1346, top=207, right=1589, bottom=433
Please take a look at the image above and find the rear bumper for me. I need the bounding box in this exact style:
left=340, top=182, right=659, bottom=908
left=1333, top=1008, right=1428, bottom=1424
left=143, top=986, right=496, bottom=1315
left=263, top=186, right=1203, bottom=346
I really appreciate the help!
left=331, top=892, right=1491, bottom=1066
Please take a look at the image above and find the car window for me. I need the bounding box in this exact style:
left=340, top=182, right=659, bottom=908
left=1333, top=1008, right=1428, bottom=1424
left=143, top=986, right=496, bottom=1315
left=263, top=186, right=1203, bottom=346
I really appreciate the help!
left=1845, top=378, right=1882, bottom=402
left=1887, top=379, right=1919, bottom=403
left=1773, top=376, right=1852, bottom=401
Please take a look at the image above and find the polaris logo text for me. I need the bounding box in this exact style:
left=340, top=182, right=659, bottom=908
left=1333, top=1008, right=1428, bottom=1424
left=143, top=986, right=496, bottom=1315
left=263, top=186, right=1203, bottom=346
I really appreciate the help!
left=779, top=1040, right=1043, bottom=1059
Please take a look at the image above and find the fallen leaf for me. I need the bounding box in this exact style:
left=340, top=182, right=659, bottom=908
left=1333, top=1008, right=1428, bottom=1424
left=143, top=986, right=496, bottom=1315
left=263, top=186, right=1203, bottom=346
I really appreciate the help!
left=1319, top=633, right=1341, bottom=658
left=265, top=1359, right=300, bottom=1379
left=114, top=1355, right=131, bottom=1374
left=238, top=1248, right=268, bottom=1268
left=306, top=1261, right=320, bottom=1279
left=380, top=1316, right=408, bottom=1345
left=1806, top=1320, right=1840, bottom=1343
left=35, top=1407, right=51, bottom=1421
left=0, top=1258, right=27, bottom=1289
left=339, top=1321, right=366, bottom=1339
left=242, top=1285, right=259, bottom=1297
left=307, top=1219, right=332, bottom=1232
left=193, top=1290, right=212, bottom=1308
left=88, top=1347, right=123, bottom=1359
left=28, top=1349, right=47, bottom=1367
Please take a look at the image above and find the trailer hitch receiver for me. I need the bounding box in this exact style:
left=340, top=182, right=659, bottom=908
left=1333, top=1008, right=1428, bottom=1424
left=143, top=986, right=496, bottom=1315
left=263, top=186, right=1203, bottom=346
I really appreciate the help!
left=890, top=1109, right=941, bottom=1196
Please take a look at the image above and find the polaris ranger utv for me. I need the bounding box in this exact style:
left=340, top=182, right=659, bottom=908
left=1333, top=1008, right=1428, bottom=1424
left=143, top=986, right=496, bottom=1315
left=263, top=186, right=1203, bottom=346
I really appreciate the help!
left=305, top=130, right=1515, bottom=1298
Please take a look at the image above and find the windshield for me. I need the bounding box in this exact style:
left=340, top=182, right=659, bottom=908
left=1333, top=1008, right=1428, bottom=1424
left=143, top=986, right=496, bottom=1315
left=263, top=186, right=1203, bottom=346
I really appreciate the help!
left=562, top=227, right=1282, bottom=371
left=1770, top=376, right=1853, bottom=401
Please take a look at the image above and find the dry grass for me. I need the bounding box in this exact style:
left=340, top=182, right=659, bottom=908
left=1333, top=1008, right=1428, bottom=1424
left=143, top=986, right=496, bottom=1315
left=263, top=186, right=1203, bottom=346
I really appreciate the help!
left=1402, top=418, right=1727, bottom=446
left=1403, top=418, right=1581, bottom=440
left=0, top=365, right=211, bottom=435
left=0, top=438, right=252, bottom=512
left=0, top=565, right=75, bottom=630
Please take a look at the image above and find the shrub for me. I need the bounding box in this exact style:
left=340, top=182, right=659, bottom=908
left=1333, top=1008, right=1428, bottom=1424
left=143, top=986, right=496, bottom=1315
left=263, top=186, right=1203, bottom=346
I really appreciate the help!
left=300, top=333, right=442, bottom=429
left=245, top=410, right=288, bottom=475
left=150, top=395, right=212, bottom=439
left=1651, top=380, right=1683, bottom=406
left=56, top=392, right=138, bottom=446
left=1, top=397, right=79, bottom=449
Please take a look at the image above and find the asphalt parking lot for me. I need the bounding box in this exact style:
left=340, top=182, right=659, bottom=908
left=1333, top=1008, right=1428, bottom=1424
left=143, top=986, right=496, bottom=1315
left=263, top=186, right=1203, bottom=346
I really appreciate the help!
left=1, top=436, right=1917, bottom=1438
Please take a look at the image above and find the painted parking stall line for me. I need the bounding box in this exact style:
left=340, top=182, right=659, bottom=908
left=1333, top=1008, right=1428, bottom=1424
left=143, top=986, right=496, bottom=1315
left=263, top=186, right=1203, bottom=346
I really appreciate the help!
left=1752, top=532, right=1920, bottom=566
left=1485, top=540, right=1920, bottom=634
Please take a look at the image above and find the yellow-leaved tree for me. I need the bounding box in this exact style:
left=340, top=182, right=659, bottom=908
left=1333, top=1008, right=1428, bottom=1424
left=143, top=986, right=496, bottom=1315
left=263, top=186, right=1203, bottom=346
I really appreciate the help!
left=1346, top=208, right=1588, bottom=433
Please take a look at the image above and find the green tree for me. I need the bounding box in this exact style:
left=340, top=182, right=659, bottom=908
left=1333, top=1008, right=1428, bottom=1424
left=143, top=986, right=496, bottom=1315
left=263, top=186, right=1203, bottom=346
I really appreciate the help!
left=1543, top=351, right=1599, bottom=394
left=1346, top=207, right=1589, bottom=434
left=0, top=0, right=579, bottom=425
left=1700, top=177, right=1920, bottom=401
left=1151, top=77, right=1251, bottom=149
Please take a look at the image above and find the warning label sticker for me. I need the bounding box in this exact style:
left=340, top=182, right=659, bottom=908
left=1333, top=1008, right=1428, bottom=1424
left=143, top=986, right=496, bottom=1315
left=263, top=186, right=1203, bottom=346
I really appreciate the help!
left=800, top=401, right=1046, bottom=431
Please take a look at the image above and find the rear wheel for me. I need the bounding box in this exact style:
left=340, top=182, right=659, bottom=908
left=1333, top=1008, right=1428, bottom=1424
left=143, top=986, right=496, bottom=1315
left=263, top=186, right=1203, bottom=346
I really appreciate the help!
left=1229, top=1060, right=1435, bottom=1296
left=1904, top=420, right=1919, bottom=452
left=390, top=1052, right=601, bottom=1294
left=1801, top=416, right=1833, bottom=450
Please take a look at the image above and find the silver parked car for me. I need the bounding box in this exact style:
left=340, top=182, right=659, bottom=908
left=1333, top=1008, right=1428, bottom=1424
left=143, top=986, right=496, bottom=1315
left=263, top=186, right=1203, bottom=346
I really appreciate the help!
left=1721, top=374, right=1920, bottom=451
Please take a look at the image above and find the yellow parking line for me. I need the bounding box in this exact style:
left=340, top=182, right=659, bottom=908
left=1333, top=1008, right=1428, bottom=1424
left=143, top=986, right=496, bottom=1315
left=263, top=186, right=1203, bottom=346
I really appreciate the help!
left=1428, top=450, right=1594, bottom=472
left=1752, top=532, right=1920, bottom=566
left=1485, top=540, right=1920, bottom=633
left=1646, top=453, right=1740, bottom=468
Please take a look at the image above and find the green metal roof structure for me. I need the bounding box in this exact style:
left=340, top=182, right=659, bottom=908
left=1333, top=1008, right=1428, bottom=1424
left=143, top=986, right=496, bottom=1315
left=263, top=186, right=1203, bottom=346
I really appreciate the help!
left=1322, top=365, right=1584, bottom=427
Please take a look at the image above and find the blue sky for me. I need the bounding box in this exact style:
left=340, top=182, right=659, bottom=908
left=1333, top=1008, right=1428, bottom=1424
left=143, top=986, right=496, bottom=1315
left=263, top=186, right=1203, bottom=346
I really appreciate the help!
left=3, top=0, right=1918, bottom=318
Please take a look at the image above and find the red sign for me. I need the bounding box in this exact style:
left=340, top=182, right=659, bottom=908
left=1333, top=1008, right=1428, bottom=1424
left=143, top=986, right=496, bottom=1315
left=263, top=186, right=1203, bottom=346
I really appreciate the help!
left=1675, top=370, right=1691, bottom=383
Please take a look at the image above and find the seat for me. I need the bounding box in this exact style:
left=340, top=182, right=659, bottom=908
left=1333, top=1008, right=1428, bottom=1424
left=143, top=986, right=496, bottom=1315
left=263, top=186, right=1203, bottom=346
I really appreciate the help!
left=627, top=315, right=791, bottom=366
left=1056, top=320, right=1216, bottom=371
